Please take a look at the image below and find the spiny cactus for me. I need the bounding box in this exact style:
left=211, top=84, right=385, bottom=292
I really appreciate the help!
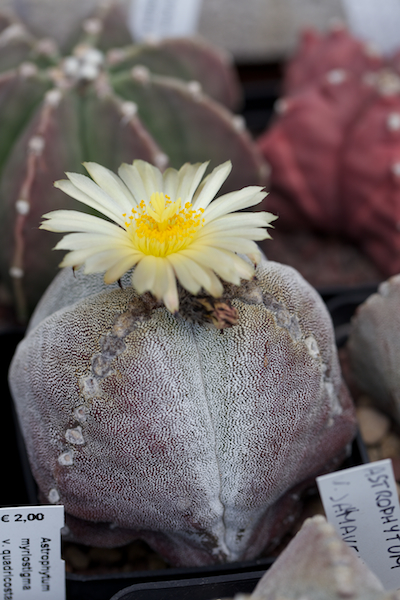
left=229, top=515, right=396, bottom=600
left=347, top=275, right=400, bottom=426
left=0, top=1, right=267, bottom=321
left=258, top=24, right=400, bottom=280
left=9, top=256, right=356, bottom=564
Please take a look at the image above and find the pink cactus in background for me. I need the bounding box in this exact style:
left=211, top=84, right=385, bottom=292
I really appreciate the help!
left=258, top=24, right=400, bottom=278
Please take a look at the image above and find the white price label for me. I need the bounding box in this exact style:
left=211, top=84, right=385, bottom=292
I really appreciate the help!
left=317, top=459, right=400, bottom=590
left=342, top=0, right=400, bottom=56
left=0, top=505, right=65, bottom=600
left=128, top=0, right=203, bottom=42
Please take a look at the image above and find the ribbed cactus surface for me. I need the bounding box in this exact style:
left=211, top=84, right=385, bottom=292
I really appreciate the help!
left=0, top=1, right=267, bottom=320
left=240, top=516, right=392, bottom=600
left=9, top=258, right=356, bottom=565
left=258, top=25, right=400, bottom=279
left=348, top=275, right=400, bottom=426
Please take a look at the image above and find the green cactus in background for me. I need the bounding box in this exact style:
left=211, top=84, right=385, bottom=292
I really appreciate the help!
left=0, top=1, right=267, bottom=322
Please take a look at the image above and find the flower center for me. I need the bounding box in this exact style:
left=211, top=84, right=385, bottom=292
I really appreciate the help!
left=123, top=192, right=205, bottom=257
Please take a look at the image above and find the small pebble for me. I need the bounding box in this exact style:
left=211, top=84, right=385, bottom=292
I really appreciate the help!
left=88, top=547, right=123, bottom=564
left=367, top=445, right=382, bottom=462
left=381, top=432, right=400, bottom=459
left=356, top=406, right=390, bottom=445
left=63, top=545, right=90, bottom=570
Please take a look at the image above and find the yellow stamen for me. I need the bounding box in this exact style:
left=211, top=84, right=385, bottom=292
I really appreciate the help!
left=124, top=192, right=204, bottom=256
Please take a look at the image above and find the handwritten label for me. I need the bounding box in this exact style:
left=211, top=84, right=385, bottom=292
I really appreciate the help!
left=128, top=0, right=203, bottom=42
left=317, top=459, right=400, bottom=590
left=0, top=505, right=65, bottom=600
left=342, top=0, right=400, bottom=56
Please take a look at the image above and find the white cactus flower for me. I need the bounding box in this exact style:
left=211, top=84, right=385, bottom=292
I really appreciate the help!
left=41, top=160, right=276, bottom=312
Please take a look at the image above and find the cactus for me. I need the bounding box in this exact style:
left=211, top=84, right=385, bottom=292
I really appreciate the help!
left=0, top=1, right=267, bottom=322
left=229, top=515, right=394, bottom=600
left=347, top=275, right=400, bottom=426
left=9, top=154, right=356, bottom=566
left=258, top=24, right=400, bottom=280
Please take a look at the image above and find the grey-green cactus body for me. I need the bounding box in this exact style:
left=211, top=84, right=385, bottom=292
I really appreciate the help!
left=348, top=275, right=400, bottom=424
left=0, top=2, right=267, bottom=320
left=9, top=259, right=356, bottom=566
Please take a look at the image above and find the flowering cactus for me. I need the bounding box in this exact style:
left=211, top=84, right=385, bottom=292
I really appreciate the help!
left=0, top=1, right=267, bottom=321
left=230, top=516, right=391, bottom=600
left=347, top=275, right=400, bottom=426
left=258, top=24, right=400, bottom=279
left=9, top=158, right=356, bottom=565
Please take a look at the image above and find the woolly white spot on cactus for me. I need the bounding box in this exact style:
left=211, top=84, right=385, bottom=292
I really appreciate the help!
left=58, top=450, right=74, bottom=466
left=28, top=135, right=45, bottom=155
left=48, top=488, right=60, bottom=504
left=305, top=335, right=320, bottom=358
left=232, top=115, right=246, bottom=132
left=74, top=406, right=88, bottom=422
left=65, top=426, right=85, bottom=445
left=0, top=24, right=26, bottom=46
left=19, top=62, right=38, bottom=78
left=154, top=153, right=169, bottom=170
left=15, top=199, right=30, bottom=215
left=106, top=48, right=127, bottom=65
left=45, top=89, right=62, bottom=107
left=187, top=80, right=202, bottom=100
left=326, top=69, right=347, bottom=85
left=9, top=266, right=24, bottom=279
left=387, top=112, right=400, bottom=132
left=391, top=162, right=400, bottom=177
left=81, top=375, right=100, bottom=397
left=83, top=18, right=102, bottom=35
left=120, top=101, right=138, bottom=120
left=79, top=63, right=99, bottom=81
left=83, top=48, right=104, bottom=67
left=131, top=65, right=150, bottom=83
left=36, top=37, right=58, bottom=56
left=60, top=525, right=70, bottom=536
left=274, top=98, right=289, bottom=115
left=63, top=56, right=80, bottom=77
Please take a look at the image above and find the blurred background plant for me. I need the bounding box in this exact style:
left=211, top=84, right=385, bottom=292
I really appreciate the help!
left=0, top=0, right=271, bottom=324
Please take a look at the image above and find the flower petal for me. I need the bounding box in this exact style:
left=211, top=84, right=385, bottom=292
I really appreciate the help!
left=176, top=162, right=209, bottom=206
left=41, top=210, right=126, bottom=235
left=193, top=236, right=261, bottom=258
left=180, top=245, right=245, bottom=285
left=166, top=253, right=202, bottom=295
left=83, top=162, right=135, bottom=212
left=162, top=167, right=179, bottom=200
left=203, top=189, right=268, bottom=222
left=132, top=160, right=164, bottom=201
left=167, top=253, right=224, bottom=297
left=131, top=254, right=158, bottom=294
left=104, top=253, right=143, bottom=284
left=83, top=247, right=137, bottom=274
left=192, top=161, right=232, bottom=211
left=118, top=162, right=151, bottom=204
left=54, top=231, right=132, bottom=251
left=63, top=173, right=126, bottom=225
